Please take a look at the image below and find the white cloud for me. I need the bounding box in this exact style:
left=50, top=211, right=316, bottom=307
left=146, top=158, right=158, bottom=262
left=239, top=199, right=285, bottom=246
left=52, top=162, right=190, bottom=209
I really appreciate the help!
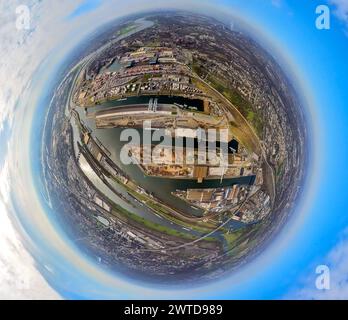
left=0, top=0, right=216, bottom=301
left=330, top=0, right=348, bottom=25
left=3, top=0, right=345, bottom=300
left=0, top=0, right=223, bottom=300
left=0, top=0, right=84, bottom=300
left=0, top=160, right=60, bottom=299
left=271, top=0, right=282, bottom=8
left=289, top=229, right=348, bottom=300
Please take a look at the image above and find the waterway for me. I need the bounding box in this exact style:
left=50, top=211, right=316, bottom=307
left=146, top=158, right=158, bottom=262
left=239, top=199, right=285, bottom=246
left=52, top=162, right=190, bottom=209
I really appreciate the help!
left=76, top=106, right=253, bottom=223
left=89, top=95, right=205, bottom=112
left=69, top=16, right=247, bottom=239
left=78, top=153, right=204, bottom=236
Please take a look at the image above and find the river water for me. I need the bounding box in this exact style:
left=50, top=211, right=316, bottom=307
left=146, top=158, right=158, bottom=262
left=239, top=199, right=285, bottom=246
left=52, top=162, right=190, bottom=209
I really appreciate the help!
left=70, top=17, right=247, bottom=240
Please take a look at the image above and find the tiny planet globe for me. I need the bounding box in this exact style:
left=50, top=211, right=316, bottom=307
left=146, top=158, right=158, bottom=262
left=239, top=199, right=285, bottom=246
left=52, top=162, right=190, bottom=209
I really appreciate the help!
left=42, top=11, right=307, bottom=285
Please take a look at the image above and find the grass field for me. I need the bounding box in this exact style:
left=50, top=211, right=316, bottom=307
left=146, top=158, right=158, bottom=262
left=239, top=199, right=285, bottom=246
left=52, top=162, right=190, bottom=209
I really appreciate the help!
left=207, top=75, right=264, bottom=138
left=117, top=24, right=137, bottom=36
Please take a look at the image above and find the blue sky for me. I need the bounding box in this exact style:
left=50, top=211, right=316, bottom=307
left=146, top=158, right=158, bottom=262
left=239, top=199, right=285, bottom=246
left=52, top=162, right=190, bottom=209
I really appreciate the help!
left=2, top=0, right=348, bottom=299
left=211, top=0, right=348, bottom=299
left=68, top=0, right=104, bottom=19
left=62, top=0, right=348, bottom=299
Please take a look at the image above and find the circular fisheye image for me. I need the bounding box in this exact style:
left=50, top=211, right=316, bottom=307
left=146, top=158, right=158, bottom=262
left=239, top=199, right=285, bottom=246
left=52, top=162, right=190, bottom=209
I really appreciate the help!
left=42, top=11, right=308, bottom=285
